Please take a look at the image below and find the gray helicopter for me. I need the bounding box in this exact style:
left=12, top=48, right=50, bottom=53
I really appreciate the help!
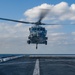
left=0, top=9, right=58, bottom=49
left=27, top=24, right=48, bottom=49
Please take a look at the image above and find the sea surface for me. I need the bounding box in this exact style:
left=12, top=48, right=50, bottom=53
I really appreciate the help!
left=0, top=54, right=22, bottom=58
left=0, top=54, right=75, bottom=58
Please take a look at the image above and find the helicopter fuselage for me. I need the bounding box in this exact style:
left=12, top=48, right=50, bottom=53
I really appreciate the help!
left=27, top=25, right=48, bottom=45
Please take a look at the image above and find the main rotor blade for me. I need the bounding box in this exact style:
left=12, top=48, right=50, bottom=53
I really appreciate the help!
left=0, top=18, right=35, bottom=24
left=41, top=23, right=75, bottom=25
left=0, top=18, right=75, bottom=25
left=38, top=9, right=50, bottom=22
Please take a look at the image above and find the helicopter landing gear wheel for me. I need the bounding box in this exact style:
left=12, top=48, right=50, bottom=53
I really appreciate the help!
left=36, top=44, right=38, bottom=49
left=45, top=41, right=47, bottom=45
left=27, top=40, right=30, bottom=44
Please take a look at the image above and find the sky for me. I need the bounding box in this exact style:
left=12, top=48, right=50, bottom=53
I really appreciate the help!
left=0, top=0, right=75, bottom=54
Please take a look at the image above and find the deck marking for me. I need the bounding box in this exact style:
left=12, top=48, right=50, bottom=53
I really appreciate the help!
left=33, top=59, right=40, bottom=75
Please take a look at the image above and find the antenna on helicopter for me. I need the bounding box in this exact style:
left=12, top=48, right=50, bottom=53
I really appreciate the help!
left=36, top=44, right=38, bottom=49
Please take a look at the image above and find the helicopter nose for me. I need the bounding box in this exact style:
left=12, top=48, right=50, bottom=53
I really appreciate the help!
left=37, top=32, right=42, bottom=37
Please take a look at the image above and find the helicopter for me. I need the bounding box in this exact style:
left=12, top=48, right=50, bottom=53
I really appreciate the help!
left=27, top=24, right=48, bottom=49
left=0, top=9, right=69, bottom=49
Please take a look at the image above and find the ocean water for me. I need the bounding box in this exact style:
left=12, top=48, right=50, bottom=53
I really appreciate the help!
left=0, top=54, right=22, bottom=58
left=0, top=54, right=75, bottom=58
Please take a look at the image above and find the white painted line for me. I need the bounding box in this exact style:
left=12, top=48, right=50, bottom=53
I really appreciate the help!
left=33, top=59, right=40, bottom=75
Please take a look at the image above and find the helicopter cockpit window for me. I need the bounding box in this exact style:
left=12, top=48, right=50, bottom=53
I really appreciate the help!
left=42, top=28, right=45, bottom=31
left=32, top=28, right=36, bottom=31
left=40, top=28, right=45, bottom=31
left=32, top=27, right=45, bottom=32
left=37, top=28, right=40, bottom=31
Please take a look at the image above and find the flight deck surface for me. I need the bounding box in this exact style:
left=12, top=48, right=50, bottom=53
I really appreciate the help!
left=0, top=56, right=75, bottom=75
